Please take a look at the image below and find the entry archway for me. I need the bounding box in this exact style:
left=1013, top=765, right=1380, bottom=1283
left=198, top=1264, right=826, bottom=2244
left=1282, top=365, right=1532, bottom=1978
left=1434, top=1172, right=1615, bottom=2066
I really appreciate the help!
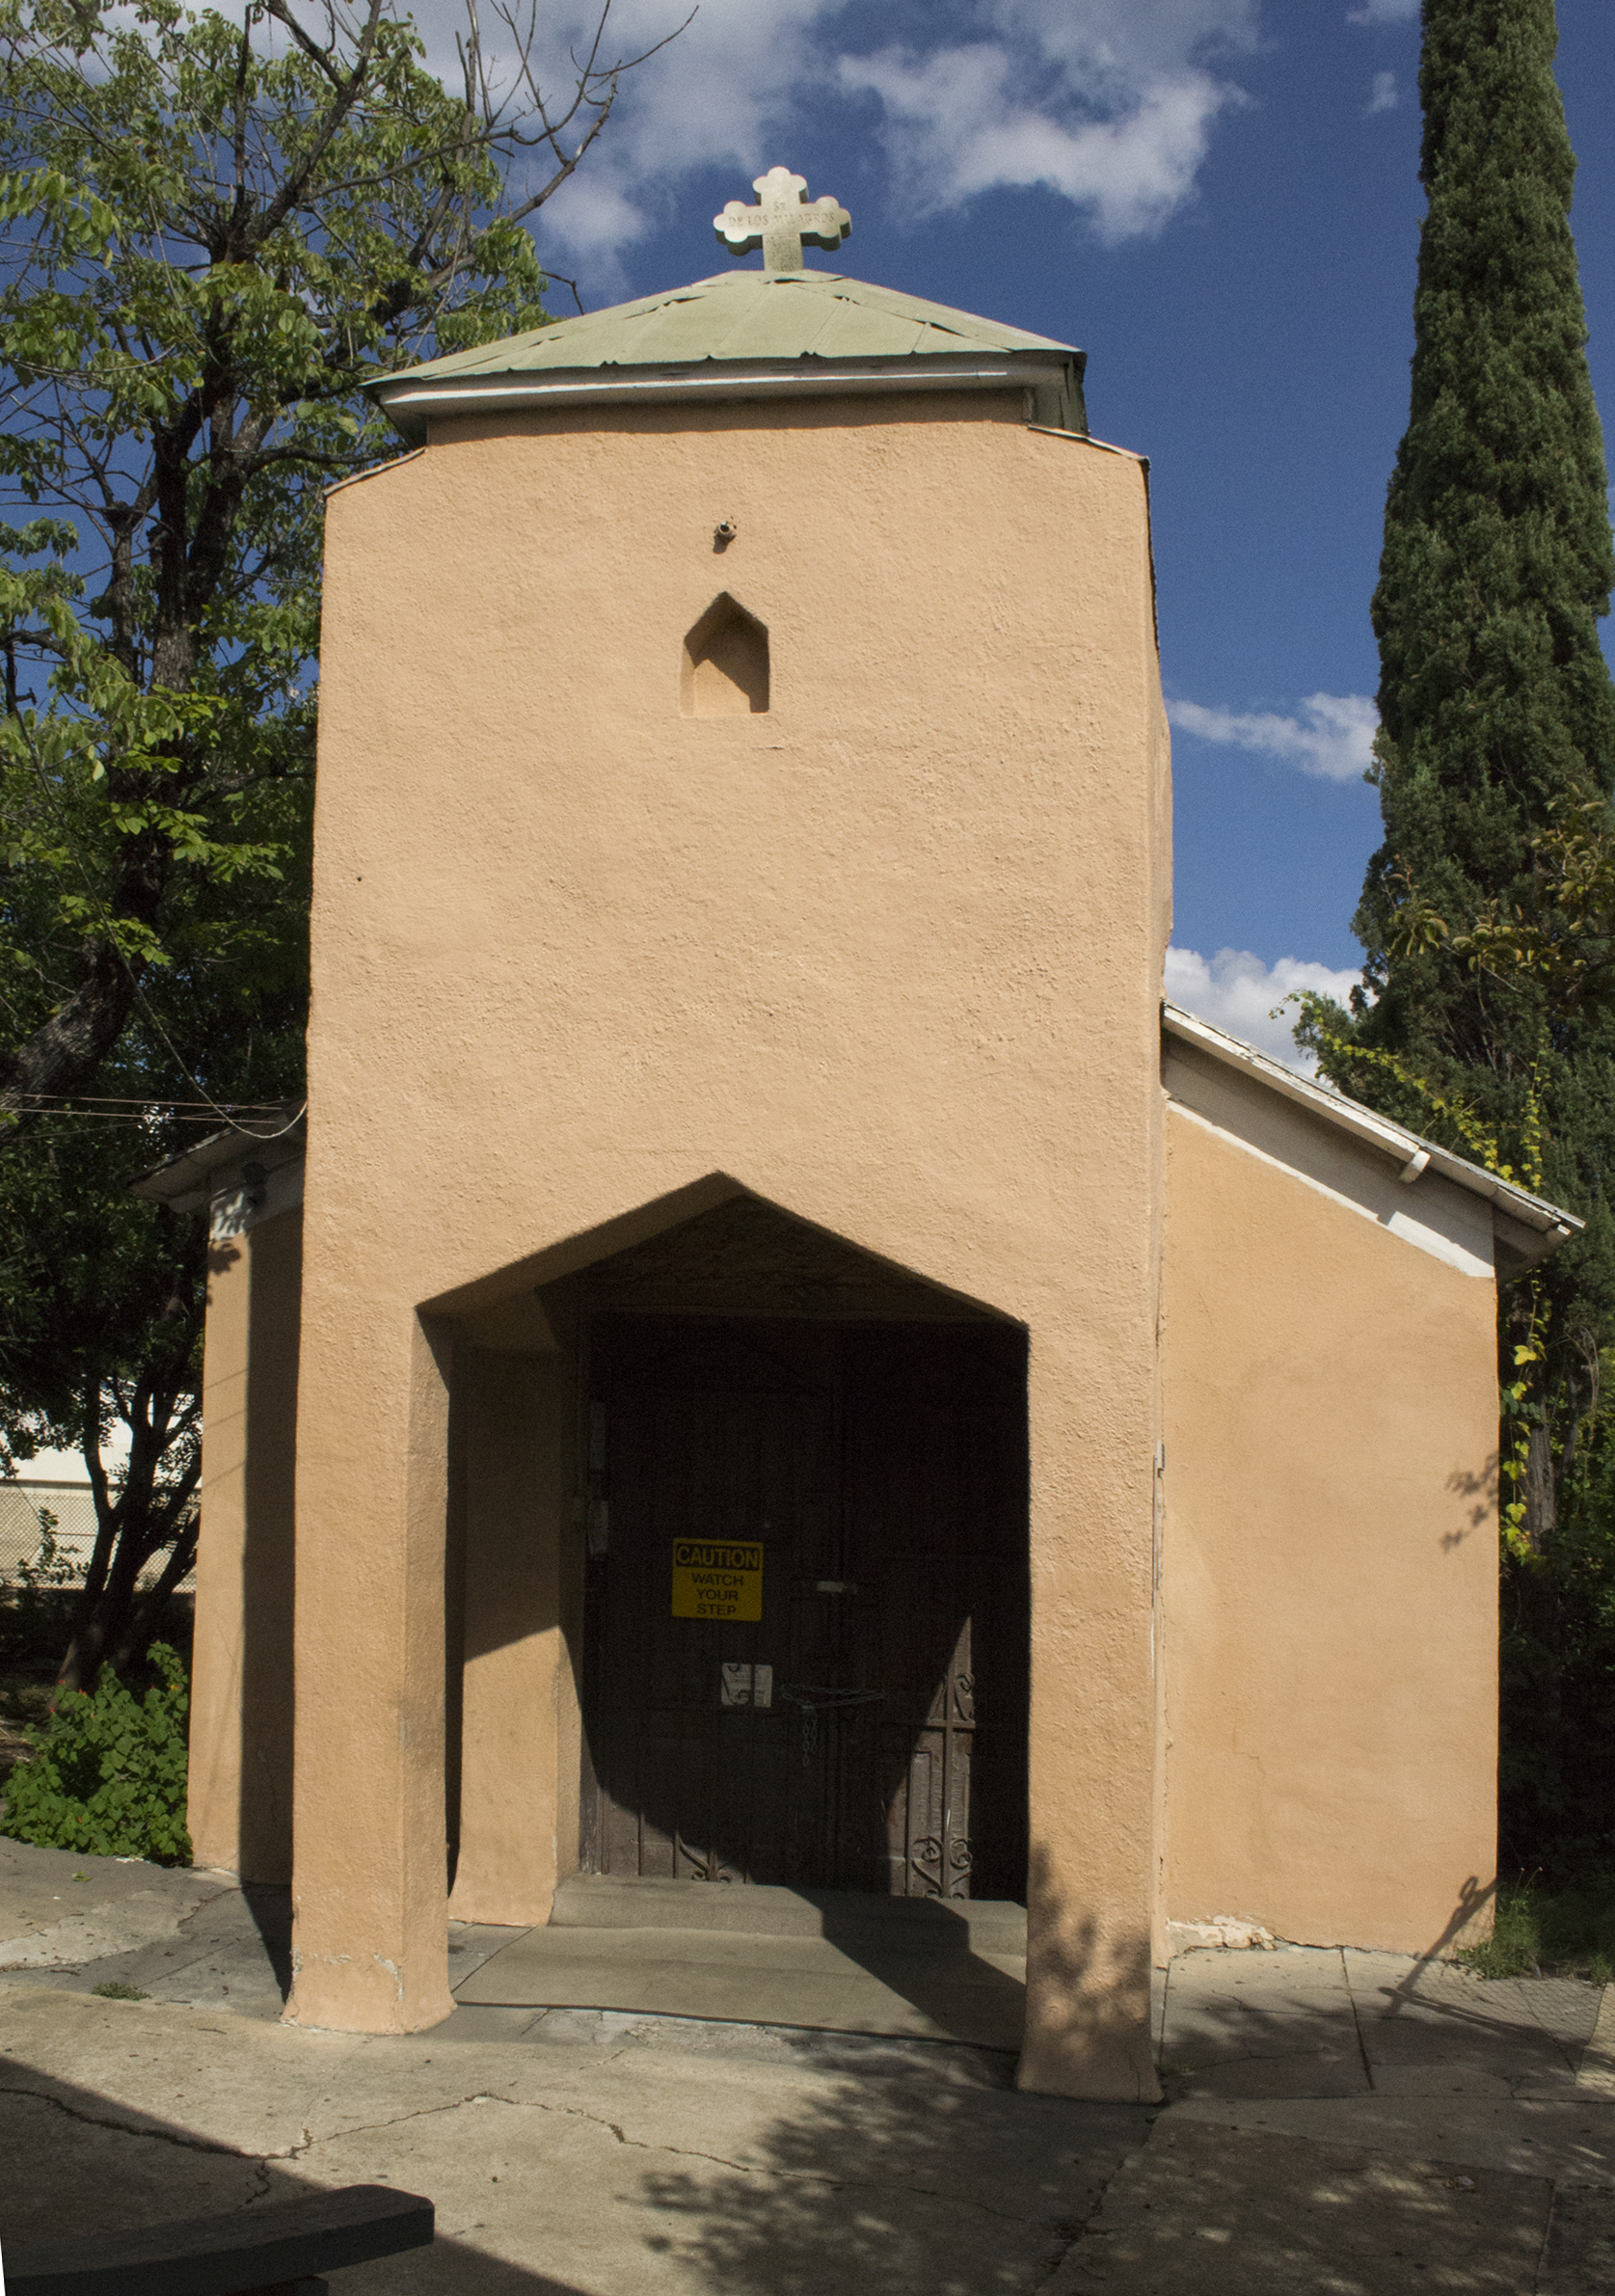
left=567, top=1195, right=1030, bottom=1904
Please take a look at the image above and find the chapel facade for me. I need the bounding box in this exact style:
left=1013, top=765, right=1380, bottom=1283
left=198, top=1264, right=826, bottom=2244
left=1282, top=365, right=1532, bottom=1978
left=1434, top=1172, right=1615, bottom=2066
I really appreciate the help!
left=148, top=179, right=1578, bottom=2101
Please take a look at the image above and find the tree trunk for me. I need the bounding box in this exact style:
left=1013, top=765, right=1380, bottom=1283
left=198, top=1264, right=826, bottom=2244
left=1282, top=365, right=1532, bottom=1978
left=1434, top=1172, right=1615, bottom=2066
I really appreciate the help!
left=0, top=825, right=172, bottom=1103
left=1524, top=1420, right=1558, bottom=1553
left=107, top=1514, right=198, bottom=1680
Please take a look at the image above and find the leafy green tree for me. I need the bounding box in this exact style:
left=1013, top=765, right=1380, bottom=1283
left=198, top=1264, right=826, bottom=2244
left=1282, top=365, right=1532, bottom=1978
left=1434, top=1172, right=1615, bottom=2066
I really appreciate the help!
left=0, top=0, right=673, bottom=1686
left=1, top=821, right=309, bottom=1690
left=1356, top=0, right=1615, bottom=1034
left=0, top=0, right=672, bottom=1100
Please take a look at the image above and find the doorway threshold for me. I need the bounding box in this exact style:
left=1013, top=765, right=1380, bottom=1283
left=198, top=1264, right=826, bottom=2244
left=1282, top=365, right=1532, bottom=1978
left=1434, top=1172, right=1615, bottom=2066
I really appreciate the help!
left=452, top=1876, right=1027, bottom=2052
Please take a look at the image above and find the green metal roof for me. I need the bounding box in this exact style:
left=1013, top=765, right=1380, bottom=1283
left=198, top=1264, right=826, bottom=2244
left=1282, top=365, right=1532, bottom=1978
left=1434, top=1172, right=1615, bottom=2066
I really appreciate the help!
left=375, top=269, right=1082, bottom=388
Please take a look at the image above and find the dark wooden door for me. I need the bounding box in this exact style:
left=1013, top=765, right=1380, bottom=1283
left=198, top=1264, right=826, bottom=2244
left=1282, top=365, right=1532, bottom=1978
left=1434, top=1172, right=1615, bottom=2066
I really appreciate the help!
left=580, top=1315, right=1028, bottom=1899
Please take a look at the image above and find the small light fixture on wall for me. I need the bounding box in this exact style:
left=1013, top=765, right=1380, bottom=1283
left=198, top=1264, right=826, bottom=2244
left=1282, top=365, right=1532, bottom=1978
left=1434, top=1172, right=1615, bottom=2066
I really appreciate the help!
left=713, top=519, right=738, bottom=551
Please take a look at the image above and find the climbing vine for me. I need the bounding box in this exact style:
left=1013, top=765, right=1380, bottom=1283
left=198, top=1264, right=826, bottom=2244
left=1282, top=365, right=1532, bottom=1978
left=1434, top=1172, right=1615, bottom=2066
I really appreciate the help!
left=1285, top=993, right=1549, bottom=1561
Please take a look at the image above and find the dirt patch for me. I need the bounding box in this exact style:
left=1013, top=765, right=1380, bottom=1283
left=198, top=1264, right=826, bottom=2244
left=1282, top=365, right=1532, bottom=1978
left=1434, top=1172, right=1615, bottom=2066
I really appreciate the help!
left=0, top=1667, right=50, bottom=1778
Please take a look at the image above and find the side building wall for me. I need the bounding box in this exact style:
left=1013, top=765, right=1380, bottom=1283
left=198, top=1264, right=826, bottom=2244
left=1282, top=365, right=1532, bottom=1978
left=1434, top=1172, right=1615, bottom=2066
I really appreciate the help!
left=189, top=1191, right=304, bottom=1882
left=1159, top=1040, right=1501, bottom=1956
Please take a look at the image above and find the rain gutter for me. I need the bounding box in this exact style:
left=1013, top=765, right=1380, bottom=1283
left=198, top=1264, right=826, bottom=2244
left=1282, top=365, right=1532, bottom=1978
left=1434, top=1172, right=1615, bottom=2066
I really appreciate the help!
left=372, top=349, right=1079, bottom=445
left=1162, top=1001, right=1580, bottom=1249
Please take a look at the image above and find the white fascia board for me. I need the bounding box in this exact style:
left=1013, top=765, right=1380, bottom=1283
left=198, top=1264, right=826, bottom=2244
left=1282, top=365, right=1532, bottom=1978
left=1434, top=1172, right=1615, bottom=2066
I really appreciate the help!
left=1161, top=1001, right=1580, bottom=1245
left=374, top=351, right=1070, bottom=442
left=131, top=1118, right=306, bottom=1215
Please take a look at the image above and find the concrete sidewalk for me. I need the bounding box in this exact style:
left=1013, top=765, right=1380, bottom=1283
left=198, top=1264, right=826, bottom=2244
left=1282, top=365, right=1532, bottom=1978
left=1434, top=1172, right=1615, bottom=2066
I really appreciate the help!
left=1, top=1842, right=1613, bottom=2291
left=1159, top=1938, right=1611, bottom=2101
left=455, top=1876, right=1029, bottom=2053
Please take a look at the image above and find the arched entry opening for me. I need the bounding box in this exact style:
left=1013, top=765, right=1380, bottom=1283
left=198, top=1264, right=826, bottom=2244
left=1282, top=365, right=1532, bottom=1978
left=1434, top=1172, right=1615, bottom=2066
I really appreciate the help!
left=568, top=1195, right=1030, bottom=1904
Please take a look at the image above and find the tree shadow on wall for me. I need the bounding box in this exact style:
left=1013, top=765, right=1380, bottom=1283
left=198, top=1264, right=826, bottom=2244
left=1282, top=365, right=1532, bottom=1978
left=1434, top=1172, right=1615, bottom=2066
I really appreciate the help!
left=1016, top=1843, right=1161, bottom=2103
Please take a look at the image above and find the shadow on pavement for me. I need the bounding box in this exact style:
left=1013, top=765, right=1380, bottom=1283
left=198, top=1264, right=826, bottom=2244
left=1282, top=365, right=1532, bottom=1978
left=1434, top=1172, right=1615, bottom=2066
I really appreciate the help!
left=5, top=1857, right=1611, bottom=2296
left=1077, top=2117, right=1567, bottom=2293
left=1159, top=1940, right=1602, bottom=2104
left=0, top=2059, right=577, bottom=2294
left=634, top=2067, right=1142, bottom=2294
left=239, top=1880, right=293, bottom=1998
left=808, top=1890, right=1026, bottom=2047
left=0, top=2024, right=1148, bottom=2296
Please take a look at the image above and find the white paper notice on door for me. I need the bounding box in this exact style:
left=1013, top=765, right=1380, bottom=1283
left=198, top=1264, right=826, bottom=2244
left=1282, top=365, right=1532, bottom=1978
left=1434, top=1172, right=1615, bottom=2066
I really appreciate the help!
left=720, top=1661, right=773, bottom=1709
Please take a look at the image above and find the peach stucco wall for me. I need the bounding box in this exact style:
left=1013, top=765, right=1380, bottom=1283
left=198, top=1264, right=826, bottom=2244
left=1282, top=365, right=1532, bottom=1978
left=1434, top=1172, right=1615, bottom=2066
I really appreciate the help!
left=285, top=390, right=1171, bottom=2097
left=190, top=1203, right=303, bottom=1882
left=446, top=1340, right=576, bottom=1931
left=1160, top=1094, right=1501, bottom=1955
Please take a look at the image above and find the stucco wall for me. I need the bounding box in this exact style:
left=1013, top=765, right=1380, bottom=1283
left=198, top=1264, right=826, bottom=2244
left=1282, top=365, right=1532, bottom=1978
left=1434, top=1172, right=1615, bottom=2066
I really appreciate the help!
left=447, top=1340, right=575, bottom=1928
left=287, top=389, right=1171, bottom=2096
left=190, top=1202, right=303, bottom=1882
left=1160, top=1082, right=1500, bottom=1956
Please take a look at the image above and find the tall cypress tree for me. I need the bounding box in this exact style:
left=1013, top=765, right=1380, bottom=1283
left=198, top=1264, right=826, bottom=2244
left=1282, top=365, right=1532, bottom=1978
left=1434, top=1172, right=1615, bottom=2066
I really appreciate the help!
left=1324, top=0, right=1615, bottom=1872
left=1342, top=0, right=1615, bottom=1364
left=1356, top=0, right=1615, bottom=1068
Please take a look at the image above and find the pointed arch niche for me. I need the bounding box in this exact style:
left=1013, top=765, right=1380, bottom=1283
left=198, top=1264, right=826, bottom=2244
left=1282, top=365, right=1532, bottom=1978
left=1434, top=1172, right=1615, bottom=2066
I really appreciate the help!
left=682, top=594, right=769, bottom=716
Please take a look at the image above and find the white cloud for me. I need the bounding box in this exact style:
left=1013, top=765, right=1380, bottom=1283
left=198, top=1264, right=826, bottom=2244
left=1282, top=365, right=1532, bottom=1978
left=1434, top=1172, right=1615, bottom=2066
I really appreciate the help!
left=1366, top=68, right=1398, bottom=114
left=1164, top=947, right=1362, bottom=1071
left=838, top=43, right=1242, bottom=246
left=390, top=0, right=834, bottom=279
left=1347, top=0, right=1418, bottom=19
left=1167, top=691, right=1379, bottom=781
left=838, top=1, right=1257, bottom=245
left=397, top=0, right=1261, bottom=277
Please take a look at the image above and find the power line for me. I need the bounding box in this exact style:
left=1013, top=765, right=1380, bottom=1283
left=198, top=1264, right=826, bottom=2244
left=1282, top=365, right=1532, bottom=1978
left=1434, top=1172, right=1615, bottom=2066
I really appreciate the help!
left=12, top=1101, right=286, bottom=1120
left=9, top=1106, right=296, bottom=1127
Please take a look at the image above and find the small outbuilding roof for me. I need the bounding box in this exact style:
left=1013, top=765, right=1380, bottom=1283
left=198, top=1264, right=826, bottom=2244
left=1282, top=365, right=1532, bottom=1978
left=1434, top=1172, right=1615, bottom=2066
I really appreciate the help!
left=131, top=1110, right=306, bottom=1214
left=1163, top=1001, right=1581, bottom=1266
left=369, top=269, right=1087, bottom=443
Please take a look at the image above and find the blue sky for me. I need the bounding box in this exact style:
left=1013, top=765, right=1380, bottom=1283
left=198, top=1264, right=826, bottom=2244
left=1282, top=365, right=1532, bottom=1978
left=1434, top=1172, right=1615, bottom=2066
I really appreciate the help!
left=434, top=0, right=1614, bottom=1058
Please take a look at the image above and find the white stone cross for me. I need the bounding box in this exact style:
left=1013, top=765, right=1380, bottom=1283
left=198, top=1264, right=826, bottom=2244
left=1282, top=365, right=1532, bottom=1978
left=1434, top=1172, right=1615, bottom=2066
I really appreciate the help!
left=713, top=167, right=851, bottom=273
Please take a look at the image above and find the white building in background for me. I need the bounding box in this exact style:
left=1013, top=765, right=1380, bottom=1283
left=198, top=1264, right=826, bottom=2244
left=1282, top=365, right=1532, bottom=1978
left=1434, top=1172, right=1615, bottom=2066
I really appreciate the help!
left=0, top=1431, right=181, bottom=1590
left=1, top=1445, right=100, bottom=1583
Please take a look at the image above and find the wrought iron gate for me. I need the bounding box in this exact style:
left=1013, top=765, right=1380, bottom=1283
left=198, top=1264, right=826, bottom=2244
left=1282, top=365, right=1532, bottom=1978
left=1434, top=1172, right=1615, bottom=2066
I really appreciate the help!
left=579, top=1316, right=1029, bottom=1901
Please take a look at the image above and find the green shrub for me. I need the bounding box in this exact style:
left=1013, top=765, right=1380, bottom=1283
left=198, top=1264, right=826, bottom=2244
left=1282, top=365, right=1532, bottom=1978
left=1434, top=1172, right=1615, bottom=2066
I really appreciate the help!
left=1458, top=1885, right=1543, bottom=1978
left=0, top=1643, right=190, bottom=1864
left=1459, top=1875, right=1615, bottom=1984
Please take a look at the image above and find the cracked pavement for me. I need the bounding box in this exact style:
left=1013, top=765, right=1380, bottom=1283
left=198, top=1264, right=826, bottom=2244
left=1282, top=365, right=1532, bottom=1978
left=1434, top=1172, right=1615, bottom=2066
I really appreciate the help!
left=0, top=1980, right=1143, bottom=2293
left=2, top=1842, right=1614, bottom=2290
left=1158, top=1942, right=1610, bottom=2102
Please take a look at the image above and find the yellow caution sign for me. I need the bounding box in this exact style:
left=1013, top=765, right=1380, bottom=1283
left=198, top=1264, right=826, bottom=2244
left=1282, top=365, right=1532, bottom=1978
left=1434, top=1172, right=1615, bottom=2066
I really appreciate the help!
left=671, top=1538, right=764, bottom=1621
